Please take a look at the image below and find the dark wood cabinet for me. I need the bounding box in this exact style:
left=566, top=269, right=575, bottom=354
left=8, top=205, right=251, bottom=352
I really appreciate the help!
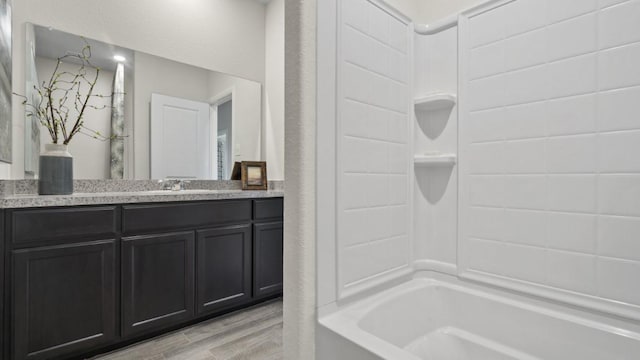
left=0, top=209, right=5, bottom=359
left=121, top=231, right=195, bottom=337
left=122, top=200, right=251, bottom=235
left=12, top=240, right=117, bottom=360
left=11, top=206, right=117, bottom=246
left=253, top=198, right=283, bottom=221
left=3, top=197, right=283, bottom=359
left=196, top=224, right=252, bottom=315
left=253, top=222, right=284, bottom=298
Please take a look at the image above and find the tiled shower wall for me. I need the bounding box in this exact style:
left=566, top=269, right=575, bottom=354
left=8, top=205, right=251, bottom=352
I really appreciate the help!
left=413, top=27, right=458, bottom=268
left=337, top=0, right=411, bottom=298
left=459, top=0, right=640, bottom=319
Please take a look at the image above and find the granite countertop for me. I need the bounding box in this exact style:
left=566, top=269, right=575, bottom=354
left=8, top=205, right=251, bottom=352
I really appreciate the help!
left=0, top=180, right=284, bottom=208
left=0, top=189, right=284, bottom=209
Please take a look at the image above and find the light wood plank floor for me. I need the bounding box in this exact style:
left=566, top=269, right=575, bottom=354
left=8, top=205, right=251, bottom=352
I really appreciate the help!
left=91, top=299, right=283, bottom=360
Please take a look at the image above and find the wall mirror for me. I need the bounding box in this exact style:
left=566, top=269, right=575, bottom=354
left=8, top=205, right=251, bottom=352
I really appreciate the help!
left=24, top=23, right=263, bottom=180
left=0, top=0, right=10, bottom=165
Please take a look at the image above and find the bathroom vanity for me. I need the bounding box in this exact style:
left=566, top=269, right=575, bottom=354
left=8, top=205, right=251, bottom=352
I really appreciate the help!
left=0, top=0, right=288, bottom=357
left=0, top=189, right=283, bottom=360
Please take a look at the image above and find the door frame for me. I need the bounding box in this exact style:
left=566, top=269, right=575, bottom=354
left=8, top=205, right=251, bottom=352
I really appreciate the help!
left=210, top=88, right=235, bottom=179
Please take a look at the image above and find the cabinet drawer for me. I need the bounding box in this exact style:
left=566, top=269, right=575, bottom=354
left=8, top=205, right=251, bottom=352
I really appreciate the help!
left=122, top=200, right=251, bottom=235
left=253, top=198, right=283, bottom=221
left=11, top=206, right=117, bottom=245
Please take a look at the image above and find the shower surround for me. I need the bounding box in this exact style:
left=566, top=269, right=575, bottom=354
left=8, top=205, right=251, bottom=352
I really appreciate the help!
left=317, top=0, right=640, bottom=358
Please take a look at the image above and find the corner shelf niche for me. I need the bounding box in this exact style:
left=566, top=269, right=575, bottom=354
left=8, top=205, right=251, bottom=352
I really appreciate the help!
left=414, top=93, right=457, bottom=112
left=414, top=153, right=457, bottom=167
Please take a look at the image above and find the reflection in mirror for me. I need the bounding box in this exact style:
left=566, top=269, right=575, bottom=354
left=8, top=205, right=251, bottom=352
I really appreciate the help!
left=0, top=0, right=11, bottom=165
left=26, top=23, right=262, bottom=180
left=25, top=24, right=133, bottom=179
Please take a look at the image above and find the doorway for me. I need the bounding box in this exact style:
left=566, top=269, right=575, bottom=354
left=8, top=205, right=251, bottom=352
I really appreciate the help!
left=216, top=98, right=233, bottom=180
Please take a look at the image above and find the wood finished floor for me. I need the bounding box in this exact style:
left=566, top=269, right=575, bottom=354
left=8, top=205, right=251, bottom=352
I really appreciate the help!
left=91, top=299, right=283, bottom=360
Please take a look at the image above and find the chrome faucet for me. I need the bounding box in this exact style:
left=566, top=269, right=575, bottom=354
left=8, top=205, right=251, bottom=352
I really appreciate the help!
left=158, top=179, right=190, bottom=191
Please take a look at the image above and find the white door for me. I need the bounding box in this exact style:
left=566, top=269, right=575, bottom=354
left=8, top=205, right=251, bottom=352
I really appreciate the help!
left=150, top=94, right=215, bottom=179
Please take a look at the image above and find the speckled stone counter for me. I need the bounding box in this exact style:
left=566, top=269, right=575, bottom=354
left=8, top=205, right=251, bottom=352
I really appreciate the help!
left=0, top=180, right=284, bottom=208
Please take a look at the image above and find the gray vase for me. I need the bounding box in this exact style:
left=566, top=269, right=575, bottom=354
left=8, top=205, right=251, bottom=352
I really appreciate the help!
left=39, top=143, right=73, bottom=195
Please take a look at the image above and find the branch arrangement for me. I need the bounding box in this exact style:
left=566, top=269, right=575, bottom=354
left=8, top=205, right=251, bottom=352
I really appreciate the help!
left=18, top=41, right=119, bottom=145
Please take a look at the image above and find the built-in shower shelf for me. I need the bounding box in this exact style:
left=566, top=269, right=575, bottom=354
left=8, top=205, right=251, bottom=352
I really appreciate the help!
left=414, top=153, right=457, bottom=167
left=414, top=93, right=457, bottom=112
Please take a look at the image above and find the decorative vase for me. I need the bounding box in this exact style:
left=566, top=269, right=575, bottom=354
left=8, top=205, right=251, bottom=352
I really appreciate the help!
left=38, top=144, right=73, bottom=195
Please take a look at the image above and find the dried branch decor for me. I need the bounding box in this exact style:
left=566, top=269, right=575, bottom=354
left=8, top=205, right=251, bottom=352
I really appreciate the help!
left=18, top=41, right=115, bottom=145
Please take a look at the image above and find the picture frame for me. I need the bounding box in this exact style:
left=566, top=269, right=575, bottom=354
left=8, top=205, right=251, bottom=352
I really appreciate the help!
left=240, top=161, right=267, bottom=190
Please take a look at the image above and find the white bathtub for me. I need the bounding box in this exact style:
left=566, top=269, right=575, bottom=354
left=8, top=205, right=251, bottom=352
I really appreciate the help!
left=318, top=273, right=640, bottom=359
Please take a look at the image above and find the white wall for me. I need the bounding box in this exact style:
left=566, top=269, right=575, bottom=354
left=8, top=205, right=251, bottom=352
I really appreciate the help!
left=133, top=52, right=211, bottom=179
left=284, top=0, right=317, bottom=358
left=416, top=0, right=485, bottom=23
left=208, top=71, right=262, bottom=167
left=6, top=0, right=268, bottom=179
left=35, top=57, right=114, bottom=179
left=331, top=0, right=412, bottom=301
left=315, top=0, right=415, bottom=321
left=385, top=0, right=486, bottom=23
left=317, top=0, right=339, bottom=312
left=14, top=0, right=266, bottom=81
left=384, top=0, right=421, bottom=21
left=459, top=0, right=640, bottom=321
left=264, top=0, right=285, bottom=180
left=413, top=27, right=458, bottom=270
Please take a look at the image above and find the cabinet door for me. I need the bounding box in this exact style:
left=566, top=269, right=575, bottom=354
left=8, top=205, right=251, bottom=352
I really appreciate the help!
left=0, top=209, right=4, bottom=360
left=12, top=240, right=117, bottom=360
left=121, top=231, right=195, bottom=337
left=253, top=222, right=283, bottom=298
left=196, top=224, right=252, bottom=315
